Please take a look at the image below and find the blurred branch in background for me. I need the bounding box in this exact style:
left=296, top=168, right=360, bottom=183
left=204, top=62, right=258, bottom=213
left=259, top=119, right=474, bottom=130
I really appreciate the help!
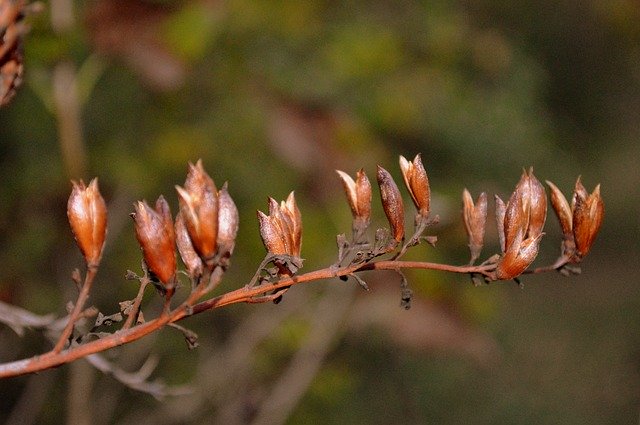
left=50, top=0, right=86, bottom=178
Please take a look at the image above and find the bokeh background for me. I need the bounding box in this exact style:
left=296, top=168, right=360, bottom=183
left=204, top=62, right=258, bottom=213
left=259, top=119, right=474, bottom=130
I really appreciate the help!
left=1, top=0, right=639, bottom=424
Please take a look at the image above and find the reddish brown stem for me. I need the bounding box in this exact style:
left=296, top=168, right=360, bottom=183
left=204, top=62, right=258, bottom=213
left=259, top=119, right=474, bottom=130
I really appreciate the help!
left=122, top=278, right=149, bottom=330
left=0, top=258, right=556, bottom=378
left=52, top=266, right=98, bottom=353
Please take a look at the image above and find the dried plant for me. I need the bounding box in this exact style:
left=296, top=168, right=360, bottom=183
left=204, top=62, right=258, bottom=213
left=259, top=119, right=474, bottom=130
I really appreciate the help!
left=0, top=0, right=27, bottom=105
left=0, top=157, right=603, bottom=380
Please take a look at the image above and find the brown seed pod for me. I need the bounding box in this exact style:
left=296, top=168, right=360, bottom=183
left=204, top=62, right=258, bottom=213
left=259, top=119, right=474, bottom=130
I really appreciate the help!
left=133, top=197, right=176, bottom=285
left=546, top=180, right=573, bottom=239
left=462, top=189, right=487, bottom=263
left=572, top=180, right=604, bottom=258
left=336, top=168, right=372, bottom=231
left=257, top=192, right=302, bottom=258
left=176, top=160, right=219, bottom=262
left=67, top=179, right=108, bottom=268
left=399, top=154, right=430, bottom=218
left=377, top=165, right=405, bottom=243
left=495, top=230, right=543, bottom=280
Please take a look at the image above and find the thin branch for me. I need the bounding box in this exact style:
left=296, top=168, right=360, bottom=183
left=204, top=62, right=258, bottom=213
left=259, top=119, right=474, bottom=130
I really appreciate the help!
left=0, top=257, right=570, bottom=379
left=53, top=266, right=98, bottom=353
left=122, top=278, right=149, bottom=330
left=85, top=354, right=191, bottom=400
left=0, top=301, right=57, bottom=336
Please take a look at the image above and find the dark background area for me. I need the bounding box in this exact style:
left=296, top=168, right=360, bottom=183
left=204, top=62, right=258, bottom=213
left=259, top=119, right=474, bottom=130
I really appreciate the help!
left=0, top=0, right=638, bottom=423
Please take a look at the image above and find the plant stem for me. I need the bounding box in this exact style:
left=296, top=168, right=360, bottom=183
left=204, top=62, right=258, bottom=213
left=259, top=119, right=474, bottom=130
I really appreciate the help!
left=0, top=258, right=555, bottom=378
left=52, top=267, right=98, bottom=353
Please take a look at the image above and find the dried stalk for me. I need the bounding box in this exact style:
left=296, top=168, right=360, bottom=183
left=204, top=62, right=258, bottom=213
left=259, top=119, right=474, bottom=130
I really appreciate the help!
left=0, top=256, right=562, bottom=379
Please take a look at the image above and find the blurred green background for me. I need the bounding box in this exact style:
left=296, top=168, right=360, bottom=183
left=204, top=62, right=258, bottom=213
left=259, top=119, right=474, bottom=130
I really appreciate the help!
left=0, top=0, right=639, bottom=423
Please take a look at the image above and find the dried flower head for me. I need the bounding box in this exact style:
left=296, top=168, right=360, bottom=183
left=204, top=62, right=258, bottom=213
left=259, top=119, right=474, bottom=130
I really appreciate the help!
left=399, top=154, right=430, bottom=219
left=67, top=178, right=108, bottom=268
left=462, top=189, right=487, bottom=264
left=336, top=168, right=372, bottom=233
left=377, top=165, right=405, bottom=243
left=573, top=180, right=603, bottom=258
left=133, top=196, right=176, bottom=285
left=176, top=160, right=218, bottom=262
left=545, top=177, right=604, bottom=260
left=257, top=192, right=302, bottom=258
left=495, top=169, right=547, bottom=279
left=495, top=229, right=544, bottom=280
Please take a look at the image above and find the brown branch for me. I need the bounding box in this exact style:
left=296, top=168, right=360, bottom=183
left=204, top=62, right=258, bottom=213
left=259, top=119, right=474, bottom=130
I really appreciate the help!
left=52, top=266, right=98, bottom=353
left=0, top=258, right=564, bottom=379
left=122, top=277, right=149, bottom=330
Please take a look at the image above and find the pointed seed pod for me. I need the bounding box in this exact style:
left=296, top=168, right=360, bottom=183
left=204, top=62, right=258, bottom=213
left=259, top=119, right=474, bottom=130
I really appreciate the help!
left=257, top=210, right=287, bottom=255
left=175, top=213, right=203, bottom=278
left=546, top=180, right=573, bottom=238
left=572, top=180, right=604, bottom=258
left=495, top=230, right=544, bottom=280
left=377, top=165, right=405, bottom=243
left=336, top=170, right=359, bottom=216
left=282, top=192, right=302, bottom=257
left=336, top=168, right=372, bottom=230
left=67, top=178, right=108, bottom=267
left=527, top=168, right=547, bottom=239
left=462, top=189, right=487, bottom=263
left=399, top=154, right=430, bottom=218
left=176, top=160, right=219, bottom=262
left=216, top=183, right=239, bottom=260
left=257, top=193, right=302, bottom=257
left=503, top=170, right=531, bottom=251
left=269, top=197, right=292, bottom=254
left=133, top=197, right=176, bottom=285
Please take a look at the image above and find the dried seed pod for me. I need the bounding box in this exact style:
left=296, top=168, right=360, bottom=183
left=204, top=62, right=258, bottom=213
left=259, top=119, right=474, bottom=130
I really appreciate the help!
left=527, top=169, right=547, bottom=239
left=462, top=189, right=487, bottom=263
left=175, top=213, right=203, bottom=278
left=546, top=180, right=573, bottom=238
left=216, top=183, right=239, bottom=260
left=495, top=168, right=547, bottom=276
left=176, top=160, right=218, bottom=262
left=133, top=197, right=176, bottom=285
left=282, top=192, right=302, bottom=257
left=269, top=197, right=292, bottom=254
left=399, top=154, right=430, bottom=218
left=257, top=192, right=302, bottom=257
left=377, top=165, right=405, bottom=243
left=503, top=170, right=531, bottom=251
left=545, top=177, right=603, bottom=260
left=336, top=168, right=372, bottom=231
left=572, top=179, right=604, bottom=258
left=0, top=0, right=26, bottom=106
left=257, top=210, right=287, bottom=255
left=67, top=178, right=108, bottom=267
left=495, top=230, right=544, bottom=280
